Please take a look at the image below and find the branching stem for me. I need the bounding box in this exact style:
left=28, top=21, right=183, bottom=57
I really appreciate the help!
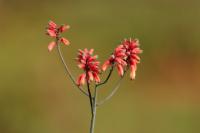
left=97, top=65, right=114, bottom=87
left=56, top=38, right=128, bottom=132
left=56, top=40, right=89, bottom=97
left=97, top=70, right=127, bottom=106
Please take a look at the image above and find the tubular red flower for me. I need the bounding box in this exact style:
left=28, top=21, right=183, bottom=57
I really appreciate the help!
left=88, top=71, right=94, bottom=81
left=116, top=64, right=124, bottom=76
left=47, top=29, right=56, bottom=37
left=130, top=64, right=136, bottom=80
left=77, top=73, right=86, bottom=86
left=102, top=38, right=142, bottom=78
left=102, top=60, right=110, bottom=71
left=46, top=20, right=70, bottom=52
left=48, top=41, right=56, bottom=52
left=48, top=20, right=57, bottom=29
left=60, top=37, right=70, bottom=45
left=102, top=44, right=127, bottom=76
left=121, top=38, right=142, bottom=80
left=76, top=49, right=101, bottom=86
left=59, top=25, right=70, bottom=33
left=93, top=72, right=100, bottom=83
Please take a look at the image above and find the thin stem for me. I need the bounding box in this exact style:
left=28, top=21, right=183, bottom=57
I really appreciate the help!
left=56, top=41, right=89, bottom=97
left=97, top=65, right=114, bottom=87
left=90, top=85, right=98, bottom=133
left=87, top=81, right=93, bottom=115
left=97, top=71, right=127, bottom=106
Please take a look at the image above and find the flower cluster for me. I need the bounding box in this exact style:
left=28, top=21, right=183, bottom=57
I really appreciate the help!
left=76, top=49, right=101, bottom=86
left=45, top=21, right=142, bottom=84
left=102, top=38, right=142, bottom=80
left=102, top=45, right=127, bottom=76
left=123, top=39, right=142, bottom=79
left=45, top=20, right=143, bottom=133
left=46, top=20, right=70, bottom=52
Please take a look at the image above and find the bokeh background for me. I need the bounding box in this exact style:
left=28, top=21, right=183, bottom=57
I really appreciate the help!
left=0, top=0, right=200, bottom=133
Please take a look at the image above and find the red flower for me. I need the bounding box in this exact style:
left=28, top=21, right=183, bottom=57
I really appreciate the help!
left=76, top=49, right=101, bottom=86
left=102, top=38, right=142, bottom=79
left=46, top=20, right=70, bottom=52
left=77, top=73, right=86, bottom=86
left=102, top=44, right=127, bottom=76
left=60, top=37, right=70, bottom=45
left=122, top=38, right=142, bottom=80
left=48, top=41, right=56, bottom=52
left=59, top=25, right=70, bottom=33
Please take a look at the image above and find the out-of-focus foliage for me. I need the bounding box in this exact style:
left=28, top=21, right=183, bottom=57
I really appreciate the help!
left=0, top=0, right=200, bottom=133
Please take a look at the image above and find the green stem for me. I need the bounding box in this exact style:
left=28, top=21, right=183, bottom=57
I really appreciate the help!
left=97, top=70, right=127, bottom=106
left=56, top=41, right=89, bottom=97
left=87, top=81, right=93, bottom=115
left=90, top=85, right=97, bottom=133
left=97, top=65, right=114, bottom=87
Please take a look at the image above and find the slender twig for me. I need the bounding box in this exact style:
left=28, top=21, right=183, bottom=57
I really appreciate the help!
left=90, top=85, right=98, bottom=133
left=56, top=40, right=89, bottom=97
left=97, top=71, right=127, bottom=106
left=87, top=80, right=93, bottom=115
left=97, top=65, right=114, bottom=87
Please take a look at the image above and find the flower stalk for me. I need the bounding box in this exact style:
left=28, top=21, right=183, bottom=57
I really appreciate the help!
left=90, top=86, right=97, bottom=133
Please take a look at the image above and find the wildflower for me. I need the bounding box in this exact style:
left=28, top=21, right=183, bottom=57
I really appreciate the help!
left=77, top=73, right=86, bottom=86
left=76, top=49, right=101, bottom=86
left=122, top=38, right=142, bottom=80
left=102, top=45, right=127, bottom=76
left=47, top=41, right=56, bottom=52
left=59, top=25, right=70, bottom=33
left=60, top=37, right=70, bottom=45
left=46, top=20, right=70, bottom=52
left=102, top=38, right=142, bottom=79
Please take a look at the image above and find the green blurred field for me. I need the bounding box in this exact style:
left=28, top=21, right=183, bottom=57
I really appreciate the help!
left=0, top=0, right=200, bottom=133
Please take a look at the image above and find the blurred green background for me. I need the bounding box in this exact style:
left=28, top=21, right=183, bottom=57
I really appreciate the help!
left=0, top=0, right=200, bottom=133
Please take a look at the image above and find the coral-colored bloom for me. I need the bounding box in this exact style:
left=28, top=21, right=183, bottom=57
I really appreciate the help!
left=60, top=37, right=70, bottom=45
left=48, top=21, right=57, bottom=29
left=46, top=20, right=70, bottom=51
left=102, top=45, right=127, bottom=76
left=122, top=38, right=142, bottom=80
left=47, top=29, right=56, bottom=37
left=116, top=64, right=124, bottom=76
left=76, top=49, right=101, bottom=86
left=59, top=25, right=70, bottom=33
left=48, top=41, right=56, bottom=52
left=102, top=38, right=142, bottom=79
left=77, top=73, right=86, bottom=86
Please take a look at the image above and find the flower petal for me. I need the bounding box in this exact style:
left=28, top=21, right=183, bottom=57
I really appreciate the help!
left=48, top=41, right=56, bottom=52
left=88, top=71, right=94, bottom=81
left=59, top=25, right=70, bottom=32
left=117, top=64, right=124, bottom=76
left=60, top=37, right=70, bottom=45
left=78, top=64, right=85, bottom=69
left=102, top=60, right=110, bottom=71
left=48, top=20, right=57, bottom=29
left=47, top=29, right=56, bottom=37
left=89, top=49, right=94, bottom=55
left=132, top=48, right=143, bottom=54
left=130, top=65, right=136, bottom=80
left=77, top=74, right=86, bottom=86
left=93, top=73, right=100, bottom=83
